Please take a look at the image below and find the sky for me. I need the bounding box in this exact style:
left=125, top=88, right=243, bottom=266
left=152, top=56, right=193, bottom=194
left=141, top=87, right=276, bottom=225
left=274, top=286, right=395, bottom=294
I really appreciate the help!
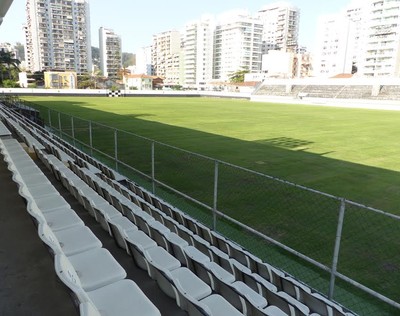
left=0, top=0, right=354, bottom=54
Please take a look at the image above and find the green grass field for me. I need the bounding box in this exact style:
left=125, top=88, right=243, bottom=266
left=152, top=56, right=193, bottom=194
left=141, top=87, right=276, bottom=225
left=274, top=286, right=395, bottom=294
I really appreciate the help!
left=21, top=96, right=400, bottom=315
left=24, top=96, right=400, bottom=212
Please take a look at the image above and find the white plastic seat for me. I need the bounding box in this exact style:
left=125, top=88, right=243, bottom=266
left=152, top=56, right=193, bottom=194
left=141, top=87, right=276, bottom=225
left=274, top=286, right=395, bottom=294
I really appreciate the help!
left=164, top=232, right=189, bottom=264
left=231, top=281, right=268, bottom=312
left=34, top=193, right=71, bottom=213
left=159, top=267, right=212, bottom=311
left=184, top=245, right=211, bottom=270
left=125, top=230, right=157, bottom=270
left=92, top=203, right=123, bottom=234
left=187, top=294, right=244, bottom=316
left=108, top=216, right=138, bottom=252
left=27, top=182, right=60, bottom=199
left=53, top=225, right=103, bottom=256
left=39, top=223, right=102, bottom=256
left=204, top=261, right=235, bottom=287
left=67, top=248, right=127, bottom=291
left=80, top=279, right=161, bottom=316
left=144, top=246, right=181, bottom=279
left=42, top=207, right=84, bottom=232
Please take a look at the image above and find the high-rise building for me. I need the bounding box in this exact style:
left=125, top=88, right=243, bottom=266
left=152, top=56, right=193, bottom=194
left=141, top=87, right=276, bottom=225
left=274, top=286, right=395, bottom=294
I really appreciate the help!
left=256, top=2, right=300, bottom=53
left=213, top=13, right=263, bottom=81
left=360, top=0, right=400, bottom=77
left=314, top=0, right=400, bottom=78
left=313, top=1, right=366, bottom=77
left=183, top=18, right=215, bottom=88
left=151, top=30, right=181, bottom=85
left=136, top=46, right=153, bottom=75
left=99, top=27, right=122, bottom=78
left=25, top=0, right=92, bottom=74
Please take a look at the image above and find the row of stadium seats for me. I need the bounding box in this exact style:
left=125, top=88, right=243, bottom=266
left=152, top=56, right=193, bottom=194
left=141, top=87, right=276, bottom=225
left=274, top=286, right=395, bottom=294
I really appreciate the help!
left=254, top=84, right=400, bottom=100
left=0, top=103, right=355, bottom=316
left=0, top=110, right=161, bottom=316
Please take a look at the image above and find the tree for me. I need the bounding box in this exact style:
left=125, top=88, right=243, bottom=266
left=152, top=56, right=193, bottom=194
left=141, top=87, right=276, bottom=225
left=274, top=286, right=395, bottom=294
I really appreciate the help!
left=77, top=73, right=96, bottom=89
left=0, top=50, right=21, bottom=84
left=228, top=68, right=249, bottom=83
left=122, top=52, right=135, bottom=68
left=117, top=67, right=130, bottom=80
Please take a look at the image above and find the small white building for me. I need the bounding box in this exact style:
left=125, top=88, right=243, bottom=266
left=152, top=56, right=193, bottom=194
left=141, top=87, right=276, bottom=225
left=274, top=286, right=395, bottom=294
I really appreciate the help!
left=123, top=74, right=153, bottom=90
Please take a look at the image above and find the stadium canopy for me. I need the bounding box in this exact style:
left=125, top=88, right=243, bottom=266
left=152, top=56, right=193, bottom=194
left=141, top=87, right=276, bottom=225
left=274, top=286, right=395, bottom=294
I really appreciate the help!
left=0, top=0, right=14, bottom=26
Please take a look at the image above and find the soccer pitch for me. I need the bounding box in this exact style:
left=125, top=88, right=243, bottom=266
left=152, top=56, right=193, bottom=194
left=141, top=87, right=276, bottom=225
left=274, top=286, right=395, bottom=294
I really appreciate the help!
left=21, top=95, right=400, bottom=314
left=24, top=95, right=400, bottom=214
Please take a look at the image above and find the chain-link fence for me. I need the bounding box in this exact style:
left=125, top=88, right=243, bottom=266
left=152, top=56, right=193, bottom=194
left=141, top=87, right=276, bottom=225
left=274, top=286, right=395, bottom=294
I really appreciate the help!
left=11, top=98, right=400, bottom=315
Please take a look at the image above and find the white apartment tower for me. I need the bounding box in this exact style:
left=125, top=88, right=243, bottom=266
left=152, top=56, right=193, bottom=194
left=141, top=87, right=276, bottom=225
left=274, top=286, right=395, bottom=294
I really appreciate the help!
left=360, top=0, right=400, bottom=77
left=213, top=14, right=263, bottom=81
left=25, top=0, right=92, bottom=73
left=183, top=19, right=215, bottom=88
left=151, top=30, right=181, bottom=85
left=99, top=27, right=122, bottom=78
left=256, top=2, right=300, bottom=53
left=314, top=1, right=366, bottom=77
left=314, top=14, right=361, bottom=77
left=136, top=46, right=153, bottom=75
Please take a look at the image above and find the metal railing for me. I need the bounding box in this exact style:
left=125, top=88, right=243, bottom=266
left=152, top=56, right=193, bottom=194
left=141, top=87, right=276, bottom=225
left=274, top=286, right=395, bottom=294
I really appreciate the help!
left=6, top=96, right=400, bottom=315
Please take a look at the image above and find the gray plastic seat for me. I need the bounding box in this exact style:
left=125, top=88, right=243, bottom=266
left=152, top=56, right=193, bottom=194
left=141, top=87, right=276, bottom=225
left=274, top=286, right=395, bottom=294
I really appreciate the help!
left=67, top=248, right=127, bottom=291
left=187, top=293, right=244, bottom=316
left=80, top=279, right=161, bottom=316
left=125, top=230, right=157, bottom=270
left=39, top=223, right=102, bottom=256
left=108, top=216, right=138, bottom=252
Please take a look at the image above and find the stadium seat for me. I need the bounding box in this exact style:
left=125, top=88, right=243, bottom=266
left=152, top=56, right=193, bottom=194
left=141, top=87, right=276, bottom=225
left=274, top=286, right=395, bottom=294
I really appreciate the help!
left=79, top=279, right=161, bottom=316
left=125, top=229, right=157, bottom=270
left=108, top=216, right=138, bottom=252
left=39, top=223, right=102, bottom=256
left=187, top=293, right=244, bottom=316
left=65, top=248, right=126, bottom=291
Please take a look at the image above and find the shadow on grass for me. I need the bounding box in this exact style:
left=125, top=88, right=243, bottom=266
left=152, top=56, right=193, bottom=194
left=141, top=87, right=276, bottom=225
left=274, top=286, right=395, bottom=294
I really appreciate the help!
left=28, top=99, right=400, bottom=315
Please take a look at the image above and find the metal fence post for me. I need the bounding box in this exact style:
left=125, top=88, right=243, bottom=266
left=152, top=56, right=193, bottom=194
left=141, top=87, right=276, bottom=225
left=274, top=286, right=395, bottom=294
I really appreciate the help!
left=89, top=121, right=93, bottom=157
left=48, top=109, right=51, bottom=128
left=58, top=112, right=62, bottom=137
left=213, top=160, right=219, bottom=231
left=328, top=198, right=346, bottom=299
left=71, top=116, right=75, bottom=146
left=114, top=129, right=118, bottom=172
left=151, top=142, right=155, bottom=194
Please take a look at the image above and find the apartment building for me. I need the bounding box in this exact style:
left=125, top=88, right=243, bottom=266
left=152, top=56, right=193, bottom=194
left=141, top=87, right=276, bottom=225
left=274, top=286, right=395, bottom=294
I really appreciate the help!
left=151, top=30, right=181, bottom=85
left=183, top=19, right=215, bottom=88
left=213, top=14, right=263, bottom=81
left=25, top=0, right=92, bottom=73
left=99, top=27, right=122, bottom=78
left=360, top=0, right=400, bottom=77
left=136, top=46, right=153, bottom=75
left=313, top=1, right=366, bottom=77
left=256, top=2, right=300, bottom=53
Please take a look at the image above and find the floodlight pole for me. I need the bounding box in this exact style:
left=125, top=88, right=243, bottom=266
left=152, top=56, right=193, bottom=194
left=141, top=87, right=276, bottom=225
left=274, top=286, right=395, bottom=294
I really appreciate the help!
left=329, top=198, right=346, bottom=299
